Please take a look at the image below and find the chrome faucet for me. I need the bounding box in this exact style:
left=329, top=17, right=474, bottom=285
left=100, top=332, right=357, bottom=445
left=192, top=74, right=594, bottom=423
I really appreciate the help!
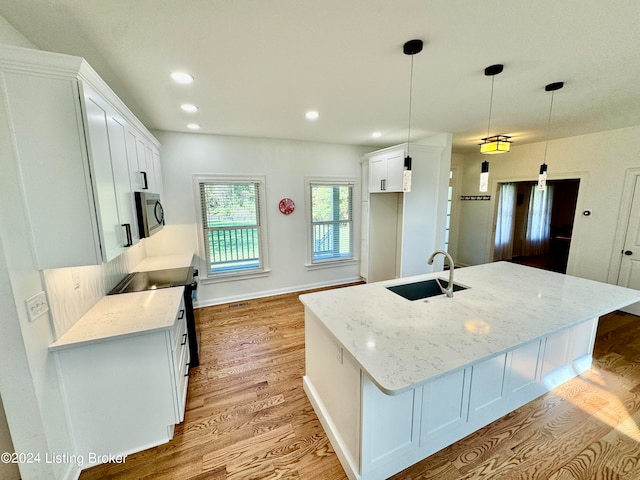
left=427, top=250, right=455, bottom=298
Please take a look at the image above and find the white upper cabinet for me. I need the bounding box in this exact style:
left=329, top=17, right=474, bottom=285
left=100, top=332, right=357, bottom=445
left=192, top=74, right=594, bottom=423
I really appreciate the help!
left=0, top=45, right=160, bottom=268
left=126, top=127, right=161, bottom=194
left=369, top=148, right=406, bottom=193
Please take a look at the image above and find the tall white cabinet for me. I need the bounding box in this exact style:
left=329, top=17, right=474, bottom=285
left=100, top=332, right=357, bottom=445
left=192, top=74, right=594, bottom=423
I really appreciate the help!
left=0, top=45, right=161, bottom=269
left=361, top=140, right=452, bottom=282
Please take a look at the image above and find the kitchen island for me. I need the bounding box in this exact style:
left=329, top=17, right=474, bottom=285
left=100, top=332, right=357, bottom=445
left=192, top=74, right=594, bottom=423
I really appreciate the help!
left=300, top=262, right=640, bottom=480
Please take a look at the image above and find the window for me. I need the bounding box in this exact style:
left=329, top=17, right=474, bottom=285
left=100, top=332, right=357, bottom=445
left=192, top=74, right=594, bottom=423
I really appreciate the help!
left=308, top=179, right=354, bottom=264
left=196, top=175, right=268, bottom=278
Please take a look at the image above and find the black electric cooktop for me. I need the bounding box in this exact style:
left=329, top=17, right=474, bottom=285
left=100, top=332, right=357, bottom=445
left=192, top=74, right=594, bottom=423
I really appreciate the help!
left=109, top=266, right=194, bottom=295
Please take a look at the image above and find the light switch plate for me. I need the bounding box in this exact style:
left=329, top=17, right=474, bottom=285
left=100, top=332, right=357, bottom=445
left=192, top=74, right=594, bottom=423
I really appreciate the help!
left=26, top=291, right=49, bottom=322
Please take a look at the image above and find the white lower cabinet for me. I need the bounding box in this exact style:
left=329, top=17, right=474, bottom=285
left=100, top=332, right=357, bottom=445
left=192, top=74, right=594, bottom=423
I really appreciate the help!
left=420, top=367, right=470, bottom=452
left=305, top=315, right=599, bottom=480
left=468, top=352, right=509, bottom=426
left=361, top=377, right=421, bottom=477
left=53, top=299, right=189, bottom=468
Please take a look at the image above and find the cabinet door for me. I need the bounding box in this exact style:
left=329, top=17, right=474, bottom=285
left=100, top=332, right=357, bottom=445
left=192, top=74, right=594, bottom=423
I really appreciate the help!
left=570, top=318, right=598, bottom=374
left=369, top=156, right=386, bottom=192
left=468, top=352, right=508, bottom=427
left=384, top=150, right=406, bottom=192
left=136, top=137, right=152, bottom=191
left=421, top=368, right=470, bottom=453
left=125, top=129, right=144, bottom=191
left=107, top=115, right=139, bottom=247
left=361, top=376, right=421, bottom=476
left=506, top=339, right=544, bottom=407
left=144, top=143, right=158, bottom=193
left=83, top=89, right=125, bottom=262
left=152, top=148, right=164, bottom=198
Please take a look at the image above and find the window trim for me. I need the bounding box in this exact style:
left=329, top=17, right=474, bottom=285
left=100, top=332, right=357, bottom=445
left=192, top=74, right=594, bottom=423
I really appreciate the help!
left=304, top=176, right=357, bottom=268
left=193, top=174, right=270, bottom=283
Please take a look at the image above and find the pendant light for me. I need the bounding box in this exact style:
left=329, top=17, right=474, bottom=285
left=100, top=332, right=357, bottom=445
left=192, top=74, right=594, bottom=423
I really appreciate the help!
left=402, top=39, right=423, bottom=192
left=479, top=64, right=511, bottom=155
left=538, top=81, right=564, bottom=191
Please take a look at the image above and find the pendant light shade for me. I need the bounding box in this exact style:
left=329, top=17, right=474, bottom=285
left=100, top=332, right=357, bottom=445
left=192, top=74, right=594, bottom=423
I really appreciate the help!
left=538, top=82, right=564, bottom=191
left=480, top=135, right=512, bottom=154
left=402, top=39, right=423, bottom=193
left=480, top=64, right=511, bottom=155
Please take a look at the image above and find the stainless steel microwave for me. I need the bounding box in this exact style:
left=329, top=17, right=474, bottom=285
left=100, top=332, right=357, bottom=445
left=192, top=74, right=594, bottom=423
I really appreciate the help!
left=135, top=192, right=165, bottom=238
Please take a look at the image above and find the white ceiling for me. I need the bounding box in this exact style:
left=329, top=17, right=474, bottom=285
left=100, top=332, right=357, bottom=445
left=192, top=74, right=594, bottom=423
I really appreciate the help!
left=2, top=0, right=640, bottom=153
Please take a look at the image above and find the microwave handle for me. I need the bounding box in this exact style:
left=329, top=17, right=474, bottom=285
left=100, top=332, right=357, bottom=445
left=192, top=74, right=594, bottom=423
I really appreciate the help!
left=154, top=201, right=165, bottom=225
left=141, top=171, right=149, bottom=190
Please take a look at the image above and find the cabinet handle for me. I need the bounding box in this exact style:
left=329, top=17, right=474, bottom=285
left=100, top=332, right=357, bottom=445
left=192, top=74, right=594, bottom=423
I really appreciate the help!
left=122, top=223, right=133, bottom=247
left=624, top=250, right=633, bottom=256
left=185, top=363, right=190, bottom=376
left=181, top=333, right=187, bottom=346
left=178, top=309, right=185, bottom=320
left=141, top=171, right=149, bottom=190
left=380, top=179, right=385, bottom=191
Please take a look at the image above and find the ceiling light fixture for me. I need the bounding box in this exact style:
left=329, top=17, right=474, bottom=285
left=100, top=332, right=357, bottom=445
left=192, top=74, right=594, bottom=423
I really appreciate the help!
left=538, top=81, right=564, bottom=191
left=305, top=110, right=319, bottom=120
left=170, top=72, right=194, bottom=84
left=371, top=131, right=382, bottom=138
left=187, top=123, right=200, bottom=130
left=181, top=103, right=199, bottom=113
left=479, top=64, right=511, bottom=155
left=402, top=39, right=423, bottom=191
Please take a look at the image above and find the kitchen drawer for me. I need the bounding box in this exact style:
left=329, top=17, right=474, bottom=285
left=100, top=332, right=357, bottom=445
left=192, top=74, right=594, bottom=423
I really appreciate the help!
left=175, top=336, right=190, bottom=422
left=171, top=298, right=186, bottom=350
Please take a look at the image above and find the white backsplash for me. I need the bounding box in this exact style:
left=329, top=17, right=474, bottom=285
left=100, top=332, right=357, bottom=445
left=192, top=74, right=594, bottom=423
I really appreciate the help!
left=44, top=242, right=146, bottom=339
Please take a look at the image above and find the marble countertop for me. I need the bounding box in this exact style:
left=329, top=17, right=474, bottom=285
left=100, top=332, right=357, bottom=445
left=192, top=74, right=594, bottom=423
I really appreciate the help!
left=133, top=253, right=195, bottom=272
left=299, top=262, right=640, bottom=394
left=49, top=287, right=185, bottom=351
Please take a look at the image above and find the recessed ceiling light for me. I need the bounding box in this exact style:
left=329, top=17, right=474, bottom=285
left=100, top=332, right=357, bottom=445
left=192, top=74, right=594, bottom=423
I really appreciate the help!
left=371, top=131, right=382, bottom=138
left=305, top=110, right=319, bottom=120
left=181, top=103, right=199, bottom=113
left=171, top=72, right=194, bottom=84
left=187, top=123, right=200, bottom=130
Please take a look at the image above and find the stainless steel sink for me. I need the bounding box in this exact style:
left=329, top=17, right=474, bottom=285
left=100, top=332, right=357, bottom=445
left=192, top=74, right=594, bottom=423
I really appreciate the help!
left=386, top=278, right=468, bottom=301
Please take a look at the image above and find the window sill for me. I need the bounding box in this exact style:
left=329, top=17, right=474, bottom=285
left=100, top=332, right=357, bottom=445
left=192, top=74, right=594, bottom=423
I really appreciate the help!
left=199, top=268, right=271, bottom=284
left=304, top=258, right=358, bottom=271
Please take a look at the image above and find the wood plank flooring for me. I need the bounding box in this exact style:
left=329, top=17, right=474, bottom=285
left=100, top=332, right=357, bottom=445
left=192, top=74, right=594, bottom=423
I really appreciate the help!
left=80, top=289, right=640, bottom=479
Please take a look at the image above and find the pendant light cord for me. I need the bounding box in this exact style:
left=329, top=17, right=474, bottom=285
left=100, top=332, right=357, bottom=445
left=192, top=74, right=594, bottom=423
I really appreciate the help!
left=543, top=91, right=556, bottom=162
left=486, top=75, right=495, bottom=139
left=407, top=54, right=415, bottom=157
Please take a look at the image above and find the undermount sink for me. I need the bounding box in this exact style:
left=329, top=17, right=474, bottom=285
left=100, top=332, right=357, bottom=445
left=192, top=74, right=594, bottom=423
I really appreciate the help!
left=386, top=278, right=468, bottom=301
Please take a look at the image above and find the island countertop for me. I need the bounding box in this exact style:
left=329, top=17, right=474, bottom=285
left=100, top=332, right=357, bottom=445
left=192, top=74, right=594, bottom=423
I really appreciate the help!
left=299, top=262, right=640, bottom=394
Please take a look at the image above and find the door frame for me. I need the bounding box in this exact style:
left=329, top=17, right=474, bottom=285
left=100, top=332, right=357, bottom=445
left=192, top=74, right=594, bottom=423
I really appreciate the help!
left=607, top=167, right=640, bottom=285
left=485, top=171, right=589, bottom=275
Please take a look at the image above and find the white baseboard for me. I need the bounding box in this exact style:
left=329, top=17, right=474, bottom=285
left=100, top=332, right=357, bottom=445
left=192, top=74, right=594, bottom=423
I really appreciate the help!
left=194, top=276, right=362, bottom=308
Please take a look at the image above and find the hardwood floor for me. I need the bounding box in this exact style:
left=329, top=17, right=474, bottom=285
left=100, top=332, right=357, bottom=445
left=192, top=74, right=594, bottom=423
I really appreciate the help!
left=80, top=290, right=640, bottom=479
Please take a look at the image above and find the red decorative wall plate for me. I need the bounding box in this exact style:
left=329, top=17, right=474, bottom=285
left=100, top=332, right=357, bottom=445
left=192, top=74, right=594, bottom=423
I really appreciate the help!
left=278, top=197, right=295, bottom=215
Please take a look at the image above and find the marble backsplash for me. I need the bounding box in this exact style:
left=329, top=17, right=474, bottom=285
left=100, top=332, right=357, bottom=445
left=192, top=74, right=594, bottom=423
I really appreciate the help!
left=43, top=242, right=146, bottom=339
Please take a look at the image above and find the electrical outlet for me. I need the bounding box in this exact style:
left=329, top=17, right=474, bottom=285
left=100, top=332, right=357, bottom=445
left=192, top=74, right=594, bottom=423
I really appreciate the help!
left=336, top=344, right=343, bottom=365
left=26, top=291, right=49, bottom=322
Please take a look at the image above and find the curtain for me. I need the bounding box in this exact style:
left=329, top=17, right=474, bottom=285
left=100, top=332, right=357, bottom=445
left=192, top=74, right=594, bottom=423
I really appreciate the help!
left=522, top=184, right=554, bottom=256
left=494, top=183, right=517, bottom=261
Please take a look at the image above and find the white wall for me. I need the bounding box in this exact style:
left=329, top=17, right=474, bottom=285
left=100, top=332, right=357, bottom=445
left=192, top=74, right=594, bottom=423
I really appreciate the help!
left=455, top=125, right=640, bottom=282
left=149, top=131, right=370, bottom=305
